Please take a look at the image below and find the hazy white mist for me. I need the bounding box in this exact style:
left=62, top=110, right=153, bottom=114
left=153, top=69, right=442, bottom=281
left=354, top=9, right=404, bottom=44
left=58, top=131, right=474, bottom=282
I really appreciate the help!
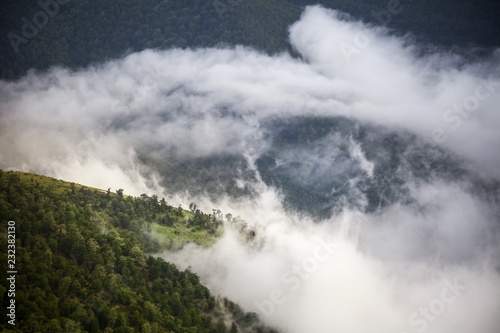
left=1, top=5, right=499, bottom=333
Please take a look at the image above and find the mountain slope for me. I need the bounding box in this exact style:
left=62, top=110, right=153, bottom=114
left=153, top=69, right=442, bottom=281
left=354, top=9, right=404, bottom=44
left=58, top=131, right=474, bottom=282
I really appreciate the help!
left=0, top=170, right=275, bottom=332
left=2, top=0, right=499, bottom=79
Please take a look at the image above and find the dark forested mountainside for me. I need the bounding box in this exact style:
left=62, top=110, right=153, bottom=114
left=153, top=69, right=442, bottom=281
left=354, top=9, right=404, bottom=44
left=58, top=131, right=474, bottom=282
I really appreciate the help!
left=1, top=0, right=499, bottom=80
left=133, top=114, right=498, bottom=220
left=255, top=116, right=462, bottom=218
left=0, top=0, right=298, bottom=80
left=0, top=171, right=276, bottom=333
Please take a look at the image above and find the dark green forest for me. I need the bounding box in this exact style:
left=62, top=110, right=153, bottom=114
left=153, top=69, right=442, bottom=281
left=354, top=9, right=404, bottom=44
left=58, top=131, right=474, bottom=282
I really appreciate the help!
left=1, top=0, right=499, bottom=80
left=0, top=171, right=276, bottom=333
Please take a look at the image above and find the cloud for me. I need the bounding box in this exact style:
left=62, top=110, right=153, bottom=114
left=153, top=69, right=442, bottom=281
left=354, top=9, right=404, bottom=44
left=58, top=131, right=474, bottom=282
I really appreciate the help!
left=0, top=5, right=499, bottom=333
left=2, top=7, right=499, bottom=179
left=289, top=6, right=500, bottom=176
left=163, top=182, right=500, bottom=333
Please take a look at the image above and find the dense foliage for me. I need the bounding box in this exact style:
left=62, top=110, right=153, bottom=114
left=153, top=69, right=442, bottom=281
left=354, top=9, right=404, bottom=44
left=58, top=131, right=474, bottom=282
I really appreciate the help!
left=1, top=0, right=499, bottom=80
left=0, top=0, right=298, bottom=80
left=0, top=171, right=276, bottom=333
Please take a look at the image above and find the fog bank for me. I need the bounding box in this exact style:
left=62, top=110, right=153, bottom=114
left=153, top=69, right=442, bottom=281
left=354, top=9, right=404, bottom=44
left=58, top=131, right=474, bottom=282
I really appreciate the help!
left=1, top=5, right=499, bottom=333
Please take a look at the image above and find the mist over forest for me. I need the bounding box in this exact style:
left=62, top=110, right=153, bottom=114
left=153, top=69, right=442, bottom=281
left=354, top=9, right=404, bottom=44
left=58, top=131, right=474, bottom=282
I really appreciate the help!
left=1, top=1, right=500, bottom=332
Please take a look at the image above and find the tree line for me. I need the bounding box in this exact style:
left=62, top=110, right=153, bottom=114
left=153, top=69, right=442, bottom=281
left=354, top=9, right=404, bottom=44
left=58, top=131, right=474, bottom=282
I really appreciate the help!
left=0, top=171, right=277, bottom=333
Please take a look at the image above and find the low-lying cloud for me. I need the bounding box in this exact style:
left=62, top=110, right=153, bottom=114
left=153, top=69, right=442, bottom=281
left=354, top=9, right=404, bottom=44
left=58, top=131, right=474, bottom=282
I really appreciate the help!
left=164, top=182, right=499, bottom=333
left=1, top=5, right=499, bottom=333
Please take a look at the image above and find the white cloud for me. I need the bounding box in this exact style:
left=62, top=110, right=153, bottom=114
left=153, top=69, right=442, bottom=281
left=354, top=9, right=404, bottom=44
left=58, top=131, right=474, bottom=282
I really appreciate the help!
left=1, top=5, right=499, bottom=332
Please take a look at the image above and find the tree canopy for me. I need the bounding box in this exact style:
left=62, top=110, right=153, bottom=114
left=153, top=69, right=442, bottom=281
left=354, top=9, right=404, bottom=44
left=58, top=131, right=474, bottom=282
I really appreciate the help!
left=1, top=0, right=499, bottom=80
left=0, top=171, right=276, bottom=333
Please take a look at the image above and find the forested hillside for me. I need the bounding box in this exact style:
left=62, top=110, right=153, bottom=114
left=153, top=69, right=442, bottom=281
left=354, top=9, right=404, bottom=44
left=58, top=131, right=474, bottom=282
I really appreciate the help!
left=0, top=171, right=275, bottom=333
left=0, top=0, right=298, bottom=79
left=1, top=0, right=499, bottom=79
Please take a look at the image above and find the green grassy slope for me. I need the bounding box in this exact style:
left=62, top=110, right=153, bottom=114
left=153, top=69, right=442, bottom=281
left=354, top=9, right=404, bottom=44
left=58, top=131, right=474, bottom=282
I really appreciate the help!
left=14, top=171, right=106, bottom=195
left=9, top=171, right=221, bottom=249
